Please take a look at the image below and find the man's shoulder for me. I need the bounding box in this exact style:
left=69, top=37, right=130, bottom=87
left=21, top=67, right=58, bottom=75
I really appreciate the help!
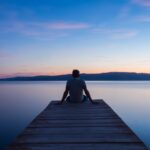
left=67, top=78, right=74, bottom=85
left=78, top=78, right=85, bottom=82
left=80, top=79, right=86, bottom=85
left=67, top=78, right=85, bottom=83
left=67, top=78, right=74, bottom=83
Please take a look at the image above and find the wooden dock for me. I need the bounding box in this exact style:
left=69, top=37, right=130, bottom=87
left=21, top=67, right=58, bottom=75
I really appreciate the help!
left=7, top=100, right=148, bottom=150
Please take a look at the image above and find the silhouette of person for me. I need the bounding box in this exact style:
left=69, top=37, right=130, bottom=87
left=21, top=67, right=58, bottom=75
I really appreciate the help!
left=58, top=69, right=98, bottom=104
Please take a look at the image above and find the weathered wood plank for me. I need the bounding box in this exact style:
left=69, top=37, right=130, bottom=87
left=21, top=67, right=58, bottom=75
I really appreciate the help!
left=23, top=127, right=131, bottom=134
left=6, top=99, right=148, bottom=150
left=32, top=117, right=122, bottom=122
left=12, top=134, right=141, bottom=143
left=36, top=116, right=119, bottom=120
left=7, top=143, right=147, bottom=150
left=41, top=110, right=113, bottom=115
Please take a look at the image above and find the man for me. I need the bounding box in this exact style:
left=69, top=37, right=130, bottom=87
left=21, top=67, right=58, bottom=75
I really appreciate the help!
left=59, top=69, right=97, bottom=104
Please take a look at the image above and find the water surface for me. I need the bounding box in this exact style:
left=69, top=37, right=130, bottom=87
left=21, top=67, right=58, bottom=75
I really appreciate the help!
left=0, top=81, right=150, bottom=149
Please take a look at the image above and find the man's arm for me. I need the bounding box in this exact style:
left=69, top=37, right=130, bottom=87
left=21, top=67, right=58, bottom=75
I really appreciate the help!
left=60, top=89, right=69, bottom=104
left=56, top=81, right=69, bottom=105
left=83, top=87, right=95, bottom=103
left=83, top=85, right=99, bottom=104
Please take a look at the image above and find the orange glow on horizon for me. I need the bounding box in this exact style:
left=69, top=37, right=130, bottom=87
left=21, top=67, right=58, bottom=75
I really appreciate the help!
left=1, top=68, right=150, bottom=78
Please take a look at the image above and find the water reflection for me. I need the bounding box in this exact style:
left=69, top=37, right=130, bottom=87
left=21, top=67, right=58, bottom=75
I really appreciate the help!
left=0, top=81, right=150, bottom=149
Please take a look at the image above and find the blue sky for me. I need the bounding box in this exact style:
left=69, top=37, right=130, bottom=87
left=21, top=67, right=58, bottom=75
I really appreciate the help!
left=0, top=0, right=150, bottom=77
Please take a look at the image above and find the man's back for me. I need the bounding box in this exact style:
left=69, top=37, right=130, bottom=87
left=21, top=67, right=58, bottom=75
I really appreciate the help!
left=60, top=69, right=95, bottom=104
left=67, top=78, right=86, bottom=102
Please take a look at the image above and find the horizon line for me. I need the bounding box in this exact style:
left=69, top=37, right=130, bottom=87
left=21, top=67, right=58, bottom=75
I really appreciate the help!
left=1, top=71, right=150, bottom=79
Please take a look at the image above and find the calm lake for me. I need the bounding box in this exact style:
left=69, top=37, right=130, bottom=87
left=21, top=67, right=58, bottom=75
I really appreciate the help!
left=0, top=81, right=150, bottom=149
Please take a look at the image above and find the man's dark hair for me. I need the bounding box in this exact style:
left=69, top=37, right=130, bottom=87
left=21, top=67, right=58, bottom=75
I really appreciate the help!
left=72, top=69, right=80, bottom=78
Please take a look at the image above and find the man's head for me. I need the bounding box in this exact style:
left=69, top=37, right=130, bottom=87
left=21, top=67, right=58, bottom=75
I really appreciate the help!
left=72, top=69, right=80, bottom=78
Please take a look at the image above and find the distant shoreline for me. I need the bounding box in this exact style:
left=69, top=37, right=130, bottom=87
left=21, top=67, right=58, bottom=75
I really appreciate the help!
left=1, top=72, right=150, bottom=81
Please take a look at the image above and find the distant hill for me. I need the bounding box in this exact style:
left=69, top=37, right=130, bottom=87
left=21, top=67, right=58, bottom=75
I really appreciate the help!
left=1, top=72, right=150, bottom=81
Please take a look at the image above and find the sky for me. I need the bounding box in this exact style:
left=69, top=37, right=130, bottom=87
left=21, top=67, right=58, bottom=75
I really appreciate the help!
left=0, top=0, right=150, bottom=77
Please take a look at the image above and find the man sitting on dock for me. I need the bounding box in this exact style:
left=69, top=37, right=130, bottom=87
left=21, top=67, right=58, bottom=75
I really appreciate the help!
left=59, top=69, right=98, bottom=104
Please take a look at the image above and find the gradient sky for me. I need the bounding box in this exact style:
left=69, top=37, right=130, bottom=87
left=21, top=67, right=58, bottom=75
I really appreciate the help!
left=0, top=0, right=150, bottom=77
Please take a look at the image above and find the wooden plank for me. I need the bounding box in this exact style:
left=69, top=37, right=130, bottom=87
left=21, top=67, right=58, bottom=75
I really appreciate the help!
left=41, top=110, right=113, bottom=115
left=36, top=116, right=119, bottom=120
left=6, top=99, right=148, bottom=150
left=29, top=124, right=124, bottom=128
left=11, top=134, right=140, bottom=144
left=23, top=127, right=131, bottom=134
left=31, top=119, right=123, bottom=124
left=38, top=114, right=118, bottom=118
left=7, top=143, right=147, bottom=150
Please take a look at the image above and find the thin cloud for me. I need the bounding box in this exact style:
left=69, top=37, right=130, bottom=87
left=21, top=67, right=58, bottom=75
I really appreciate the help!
left=92, top=28, right=138, bottom=39
left=136, top=16, right=150, bottom=22
left=46, top=22, right=89, bottom=30
left=112, top=31, right=137, bottom=39
left=0, top=21, right=90, bottom=40
left=118, top=5, right=131, bottom=19
left=132, top=0, right=150, bottom=7
left=119, top=1, right=150, bottom=21
left=0, top=54, right=8, bottom=59
left=0, top=50, right=14, bottom=59
left=0, top=21, right=90, bottom=32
